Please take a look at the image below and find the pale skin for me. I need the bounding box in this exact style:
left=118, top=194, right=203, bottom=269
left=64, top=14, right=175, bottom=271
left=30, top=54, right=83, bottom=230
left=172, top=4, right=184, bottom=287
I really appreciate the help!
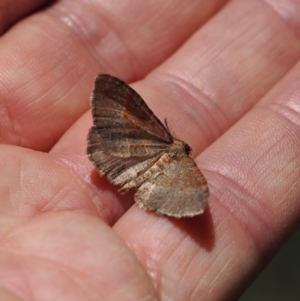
left=0, top=0, right=300, bottom=300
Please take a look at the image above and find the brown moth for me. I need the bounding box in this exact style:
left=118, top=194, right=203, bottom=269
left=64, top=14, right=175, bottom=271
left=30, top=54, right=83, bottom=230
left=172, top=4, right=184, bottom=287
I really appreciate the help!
left=87, top=74, right=209, bottom=218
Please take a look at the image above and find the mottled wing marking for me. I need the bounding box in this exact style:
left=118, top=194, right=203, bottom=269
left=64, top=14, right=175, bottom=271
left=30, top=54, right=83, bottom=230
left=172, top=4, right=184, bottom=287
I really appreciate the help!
left=119, top=152, right=172, bottom=194
left=135, top=154, right=208, bottom=217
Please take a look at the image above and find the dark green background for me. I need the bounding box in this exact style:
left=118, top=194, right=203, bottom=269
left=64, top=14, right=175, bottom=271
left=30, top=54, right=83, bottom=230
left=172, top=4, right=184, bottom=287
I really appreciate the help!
left=240, top=229, right=300, bottom=300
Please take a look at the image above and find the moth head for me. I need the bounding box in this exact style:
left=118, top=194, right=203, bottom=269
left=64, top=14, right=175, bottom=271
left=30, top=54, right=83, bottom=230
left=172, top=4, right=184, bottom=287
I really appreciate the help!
left=183, top=143, right=192, bottom=155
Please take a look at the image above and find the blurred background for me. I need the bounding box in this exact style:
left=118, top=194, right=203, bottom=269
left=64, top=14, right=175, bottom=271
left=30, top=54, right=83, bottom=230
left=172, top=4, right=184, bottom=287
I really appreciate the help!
left=239, top=229, right=300, bottom=301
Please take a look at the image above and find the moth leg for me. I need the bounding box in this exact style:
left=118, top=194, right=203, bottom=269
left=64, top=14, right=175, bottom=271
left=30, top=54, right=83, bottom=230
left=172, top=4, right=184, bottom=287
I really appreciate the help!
left=118, top=153, right=172, bottom=194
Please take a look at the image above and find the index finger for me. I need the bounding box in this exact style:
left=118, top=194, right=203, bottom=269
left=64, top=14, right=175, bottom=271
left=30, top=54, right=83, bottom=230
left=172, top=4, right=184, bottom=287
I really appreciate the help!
left=0, top=0, right=226, bottom=150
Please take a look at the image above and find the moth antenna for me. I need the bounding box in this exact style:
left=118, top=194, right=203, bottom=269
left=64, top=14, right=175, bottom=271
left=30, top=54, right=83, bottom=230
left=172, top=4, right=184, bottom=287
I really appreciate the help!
left=164, top=118, right=171, bottom=133
left=164, top=118, right=185, bottom=144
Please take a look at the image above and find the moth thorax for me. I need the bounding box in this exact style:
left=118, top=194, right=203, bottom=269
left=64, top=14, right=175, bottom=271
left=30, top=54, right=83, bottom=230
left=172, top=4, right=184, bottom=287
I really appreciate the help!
left=170, top=142, right=192, bottom=158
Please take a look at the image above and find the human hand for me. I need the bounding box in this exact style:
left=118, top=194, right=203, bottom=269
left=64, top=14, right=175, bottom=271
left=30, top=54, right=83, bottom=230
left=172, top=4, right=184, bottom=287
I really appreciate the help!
left=1, top=0, right=300, bottom=300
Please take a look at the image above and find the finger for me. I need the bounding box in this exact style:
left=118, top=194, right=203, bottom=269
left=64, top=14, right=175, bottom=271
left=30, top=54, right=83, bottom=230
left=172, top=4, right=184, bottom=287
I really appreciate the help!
left=0, top=0, right=49, bottom=34
left=113, top=62, right=300, bottom=300
left=0, top=211, right=158, bottom=301
left=143, top=0, right=300, bottom=155
left=0, top=143, right=133, bottom=225
left=0, top=0, right=226, bottom=150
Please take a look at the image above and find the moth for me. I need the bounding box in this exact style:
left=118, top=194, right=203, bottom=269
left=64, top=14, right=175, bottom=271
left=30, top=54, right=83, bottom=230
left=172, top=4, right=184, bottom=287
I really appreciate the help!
left=87, top=74, right=209, bottom=218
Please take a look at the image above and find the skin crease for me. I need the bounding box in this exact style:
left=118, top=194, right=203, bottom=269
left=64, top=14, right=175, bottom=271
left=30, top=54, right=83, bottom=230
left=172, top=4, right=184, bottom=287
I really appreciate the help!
left=0, top=0, right=300, bottom=300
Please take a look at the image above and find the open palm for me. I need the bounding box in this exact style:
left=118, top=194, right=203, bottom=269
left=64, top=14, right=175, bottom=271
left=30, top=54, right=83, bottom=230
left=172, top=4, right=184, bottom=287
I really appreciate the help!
left=1, top=1, right=300, bottom=300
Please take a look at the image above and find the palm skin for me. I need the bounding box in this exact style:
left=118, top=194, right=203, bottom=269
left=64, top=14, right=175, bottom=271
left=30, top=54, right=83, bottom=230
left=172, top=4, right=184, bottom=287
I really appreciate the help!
left=0, top=0, right=300, bottom=300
